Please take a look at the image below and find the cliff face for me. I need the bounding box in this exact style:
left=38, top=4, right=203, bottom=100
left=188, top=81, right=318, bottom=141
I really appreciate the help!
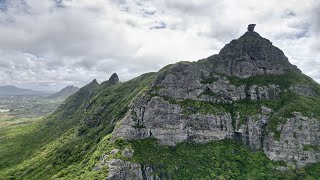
left=111, top=30, right=320, bottom=178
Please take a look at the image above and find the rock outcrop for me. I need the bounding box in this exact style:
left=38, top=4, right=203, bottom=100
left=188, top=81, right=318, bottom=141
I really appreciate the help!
left=289, top=85, right=316, bottom=97
left=247, top=24, right=256, bottom=32
left=101, top=73, right=120, bottom=87
left=114, top=96, right=234, bottom=145
left=264, top=112, right=320, bottom=167
left=109, top=25, right=320, bottom=178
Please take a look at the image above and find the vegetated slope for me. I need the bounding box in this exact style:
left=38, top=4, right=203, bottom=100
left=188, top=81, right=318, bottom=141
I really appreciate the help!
left=0, top=30, right=319, bottom=179
left=48, top=86, right=80, bottom=99
left=0, top=78, right=99, bottom=173
left=0, top=72, right=156, bottom=179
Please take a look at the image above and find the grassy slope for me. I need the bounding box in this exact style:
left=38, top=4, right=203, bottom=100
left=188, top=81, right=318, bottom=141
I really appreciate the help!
left=0, top=80, right=99, bottom=175
left=130, top=138, right=320, bottom=179
left=0, top=117, right=42, bottom=170
left=0, top=72, right=157, bottom=179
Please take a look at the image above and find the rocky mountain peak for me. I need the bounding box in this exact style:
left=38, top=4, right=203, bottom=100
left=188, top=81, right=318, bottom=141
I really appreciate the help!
left=108, top=73, right=119, bottom=84
left=219, top=25, right=280, bottom=59
left=216, top=25, right=300, bottom=77
left=91, top=79, right=99, bottom=85
left=100, top=73, right=120, bottom=88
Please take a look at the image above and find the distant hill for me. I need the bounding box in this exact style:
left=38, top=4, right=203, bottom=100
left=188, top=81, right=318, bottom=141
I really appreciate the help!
left=48, top=85, right=79, bottom=99
left=0, top=85, right=46, bottom=96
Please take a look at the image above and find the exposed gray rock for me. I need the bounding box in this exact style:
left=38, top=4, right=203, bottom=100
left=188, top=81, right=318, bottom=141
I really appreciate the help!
left=106, top=158, right=164, bottom=180
left=114, top=90, right=319, bottom=167
left=206, top=79, right=246, bottom=103
left=218, top=32, right=300, bottom=77
left=261, top=106, right=272, bottom=115
left=110, top=149, right=120, bottom=155
left=247, top=24, right=256, bottom=32
left=114, top=96, right=234, bottom=145
left=122, top=148, right=133, bottom=158
left=108, top=73, right=120, bottom=84
left=237, top=114, right=270, bottom=150
left=157, top=62, right=209, bottom=100
left=156, top=64, right=281, bottom=104
left=248, top=84, right=280, bottom=100
left=104, top=148, right=161, bottom=180
left=263, top=112, right=320, bottom=167
left=100, top=73, right=120, bottom=87
left=107, top=159, right=142, bottom=180
left=289, top=85, right=316, bottom=97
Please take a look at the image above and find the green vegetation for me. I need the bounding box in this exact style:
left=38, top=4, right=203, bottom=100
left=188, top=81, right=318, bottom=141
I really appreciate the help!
left=227, top=71, right=320, bottom=93
left=200, top=69, right=320, bottom=96
left=305, top=162, right=320, bottom=178
left=303, top=145, right=320, bottom=152
left=130, top=138, right=319, bottom=179
left=0, top=72, right=156, bottom=179
left=177, top=99, right=226, bottom=115
left=0, top=94, right=70, bottom=172
left=267, top=92, right=320, bottom=140
left=0, top=117, right=42, bottom=170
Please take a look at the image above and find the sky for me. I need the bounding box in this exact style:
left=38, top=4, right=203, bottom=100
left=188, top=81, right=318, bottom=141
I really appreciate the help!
left=0, top=0, right=319, bottom=91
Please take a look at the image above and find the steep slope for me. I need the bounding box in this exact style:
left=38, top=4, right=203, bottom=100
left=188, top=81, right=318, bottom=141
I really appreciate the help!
left=0, top=78, right=100, bottom=173
left=0, top=26, right=319, bottom=179
left=0, top=72, right=157, bottom=179
left=48, top=85, right=80, bottom=99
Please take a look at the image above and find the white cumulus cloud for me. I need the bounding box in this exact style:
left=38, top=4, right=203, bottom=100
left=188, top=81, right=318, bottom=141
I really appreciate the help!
left=0, top=0, right=319, bottom=91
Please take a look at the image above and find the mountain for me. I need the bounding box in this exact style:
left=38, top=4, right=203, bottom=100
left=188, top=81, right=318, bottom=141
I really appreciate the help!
left=48, top=85, right=80, bottom=99
left=0, top=85, right=46, bottom=96
left=0, top=25, right=319, bottom=179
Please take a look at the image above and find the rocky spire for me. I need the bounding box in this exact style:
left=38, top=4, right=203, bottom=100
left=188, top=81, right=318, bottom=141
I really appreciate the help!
left=108, top=73, right=119, bottom=84
left=247, top=24, right=256, bottom=32
left=100, top=73, right=120, bottom=87
left=91, top=79, right=99, bottom=85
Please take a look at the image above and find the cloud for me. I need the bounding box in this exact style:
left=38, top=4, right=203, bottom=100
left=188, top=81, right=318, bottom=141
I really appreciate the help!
left=0, top=0, right=319, bottom=91
left=310, top=1, right=320, bottom=51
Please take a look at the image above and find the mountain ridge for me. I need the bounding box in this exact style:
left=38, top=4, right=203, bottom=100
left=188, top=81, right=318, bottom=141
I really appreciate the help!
left=1, top=26, right=319, bottom=179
